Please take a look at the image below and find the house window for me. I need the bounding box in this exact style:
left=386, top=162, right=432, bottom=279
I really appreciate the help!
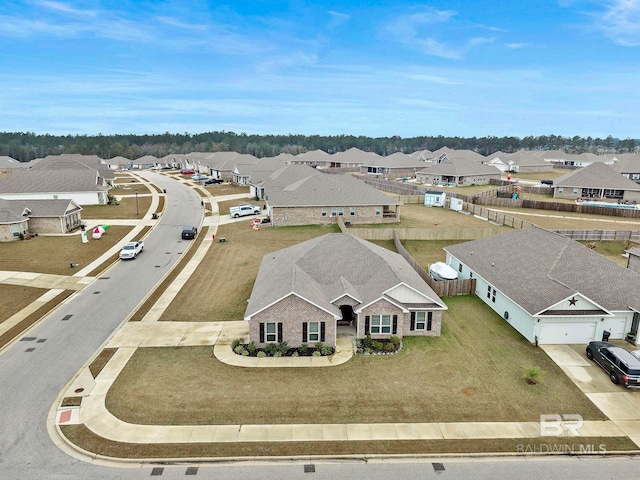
left=331, top=208, right=337, bottom=217
left=265, top=322, right=277, bottom=342
left=558, top=188, right=563, bottom=194
left=350, top=207, right=356, bottom=216
left=573, top=188, right=579, bottom=195
left=321, top=208, right=327, bottom=217
left=458, top=263, right=463, bottom=273
left=375, top=207, right=381, bottom=216
left=415, top=312, right=426, bottom=330
left=487, top=286, right=496, bottom=303
left=11, top=224, right=20, bottom=237
left=338, top=208, right=344, bottom=216
left=308, top=322, right=319, bottom=342
left=370, top=315, right=391, bottom=334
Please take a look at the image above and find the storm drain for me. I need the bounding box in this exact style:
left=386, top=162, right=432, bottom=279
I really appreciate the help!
left=150, top=467, right=164, bottom=475
left=304, top=464, right=315, bottom=473
left=99, top=277, right=110, bottom=280
left=93, top=291, right=100, bottom=294
left=432, top=462, right=445, bottom=472
left=185, top=466, right=198, bottom=475
left=61, top=314, right=72, bottom=321
left=25, top=348, right=35, bottom=352
left=37, top=339, right=46, bottom=343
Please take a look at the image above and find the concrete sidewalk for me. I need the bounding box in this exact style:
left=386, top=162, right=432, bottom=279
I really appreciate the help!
left=41, top=175, right=640, bottom=455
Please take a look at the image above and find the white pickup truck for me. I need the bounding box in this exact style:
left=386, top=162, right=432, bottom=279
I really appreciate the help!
left=229, top=203, right=261, bottom=218
left=119, top=241, right=144, bottom=259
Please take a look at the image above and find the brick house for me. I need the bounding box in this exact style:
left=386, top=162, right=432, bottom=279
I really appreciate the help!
left=245, top=233, right=447, bottom=348
left=553, top=162, right=640, bottom=202
left=0, top=198, right=82, bottom=241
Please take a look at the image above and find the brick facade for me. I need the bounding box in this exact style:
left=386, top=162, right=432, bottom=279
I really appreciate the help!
left=271, top=205, right=399, bottom=226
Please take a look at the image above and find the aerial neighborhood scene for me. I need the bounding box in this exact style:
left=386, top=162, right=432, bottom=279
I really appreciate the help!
left=2, top=1, right=640, bottom=480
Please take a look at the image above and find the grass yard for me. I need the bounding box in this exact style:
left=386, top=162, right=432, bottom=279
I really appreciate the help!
left=576, top=240, right=639, bottom=267
left=508, top=169, right=568, bottom=182
left=158, top=223, right=340, bottom=321
left=81, top=197, right=152, bottom=219
left=0, top=226, right=132, bottom=275
left=0, top=284, right=48, bottom=324
left=108, top=296, right=605, bottom=426
left=488, top=206, right=640, bottom=231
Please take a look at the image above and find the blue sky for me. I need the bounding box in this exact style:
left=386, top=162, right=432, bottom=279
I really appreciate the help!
left=1, top=1, right=639, bottom=138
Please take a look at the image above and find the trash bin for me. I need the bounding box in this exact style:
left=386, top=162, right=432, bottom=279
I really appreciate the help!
left=163, top=188, right=167, bottom=193
left=152, top=212, right=158, bottom=219
left=602, top=330, right=611, bottom=342
left=80, top=224, right=85, bottom=231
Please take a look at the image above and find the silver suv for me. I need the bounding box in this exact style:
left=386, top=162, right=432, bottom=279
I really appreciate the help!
left=586, top=341, right=640, bottom=388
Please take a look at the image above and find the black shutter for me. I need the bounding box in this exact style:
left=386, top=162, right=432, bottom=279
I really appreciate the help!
left=410, top=312, right=415, bottom=331
left=302, top=322, right=308, bottom=343
left=392, top=315, right=398, bottom=335
left=320, top=322, right=326, bottom=342
left=365, top=316, right=370, bottom=334
left=427, top=312, right=433, bottom=331
left=259, top=323, right=265, bottom=343
left=277, top=322, right=283, bottom=342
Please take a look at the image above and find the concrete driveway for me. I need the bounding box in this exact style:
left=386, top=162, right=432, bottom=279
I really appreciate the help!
left=542, top=344, right=640, bottom=447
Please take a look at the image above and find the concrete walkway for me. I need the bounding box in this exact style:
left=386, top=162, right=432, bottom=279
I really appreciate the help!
left=4, top=171, right=632, bottom=455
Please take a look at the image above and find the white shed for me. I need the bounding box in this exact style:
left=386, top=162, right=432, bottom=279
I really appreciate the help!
left=424, top=190, right=446, bottom=207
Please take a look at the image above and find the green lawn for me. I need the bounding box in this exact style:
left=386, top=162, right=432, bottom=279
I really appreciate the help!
left=107, top=296, right=605, bottom=426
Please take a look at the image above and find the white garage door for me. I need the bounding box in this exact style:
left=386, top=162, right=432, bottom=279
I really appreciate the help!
left=602, top=318, right=626, bottom=339
left=539, top=321, right=597, bottom=344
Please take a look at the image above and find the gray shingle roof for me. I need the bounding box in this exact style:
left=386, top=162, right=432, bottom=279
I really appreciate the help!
left=417, top=158, right=502, bottom=176
left=0, top=169, right=108, bottom=194
left=0, top=198, right=79, bottom=223
left=362, top=152, right=429, bottom=168
left=265, top=167, right=401, bottom=207
left=554, top=162, right=640, bottom=190
left=445, top=226, right=640, bottom=314
left=245, top=233, right=446, bottom=319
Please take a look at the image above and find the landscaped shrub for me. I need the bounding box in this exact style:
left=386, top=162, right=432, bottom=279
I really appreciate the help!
left=298, top=343, right=309, bottom=355
left=231, top=338, right=242, bottom=349
left=362, top=335, right=374, bottom=350
left=373, top=341, right=384, bottom=351
left=273, top=351, right=282, bottom=357
left=264, top=343, right=279, bottom=356
left=314, top=341, right=324, bottom=351
left=320, top=344, right=333, bottom=356
left=383, top=342, right=395, bottom=352
left=241, top=349, right=249, bottom=356
left=256, top=351, right=266, bottom=358
left=312, top=350, right=322, bottom=357
left=246, top=341, right=257, bottom=354
left=291, top=350, right=299, bottom=357
left=389, top=336, right=401, bottom=346
left=233, top=345, right=245, bottom=355
left=277, top=341, right=289, bottom=355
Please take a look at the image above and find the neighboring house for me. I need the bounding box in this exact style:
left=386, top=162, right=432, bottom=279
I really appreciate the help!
left=262, top=165, right=402, bottom=226
left=0, top=198, right=82, bottom=241
left=552, top=162, right=640, bottom=202
left=416, top=158, right=502, bottom=186
left=0, top=155, right=21, bottom=172
left=245, top=233, right=447, bottom=348
left=29, top=154, right=115, bottom=186
left=106, top=156, right=132, bottom=170
left=627, top=247, right=640, bottom=275
left=289, top=149, right=331, bottom=168
left=358, top=152, right=428, bottom=179
left=611, top=154, right=640, bottom=183
left=327, top=148, right=379, bottom=168
left=444, top=226, right=640, bottom=345
left=487, top=150, right=552, bottom=173
left=428, top=147, right=487, bottom=164
left=128, top=155, right=158, bottom=169
left=198, top=152, right=260, bottom=180
left=0, top=169, right=109, bottom=205
left=531, top=151, right=614, bottom=167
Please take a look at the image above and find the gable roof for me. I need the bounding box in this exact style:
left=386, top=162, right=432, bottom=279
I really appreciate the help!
left=265, top=167, right=401, bottom=207
left=0, top=198, right=80, bottom=223
left=362, top=152, right=428, bottom=168
left=554, top=162, right=640, bottom=190
left=245, top=233, right=446, bottom=319
left=417, top=157, right=501, bottom=176
left=0, top=169, right=109, bottom=195
left=445, top=226, right=640, bottom=314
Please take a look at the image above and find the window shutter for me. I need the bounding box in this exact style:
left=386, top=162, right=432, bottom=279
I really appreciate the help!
left=365, top=316, right=370, bottom=334
left=302, top=322, right=308, bottom=343
left=427, top=312, right=433, bottom=331
left=392, top=315, right=398, bottom=335
left=410, top=312, right=415, bottom=331
left=259, top=323, right=265, bottom=343
left=277, top=322, right=283, bottom=342
left=320, top=322, right=326, bottom=342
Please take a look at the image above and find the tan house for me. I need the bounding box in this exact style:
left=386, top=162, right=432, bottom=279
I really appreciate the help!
left=553, top=162, right=640, bottom=202
left=245, top=233, right=447, bottom=348
left=416, top=158, right=502, bottom=186
left=0, top=198, right=82, bottom=241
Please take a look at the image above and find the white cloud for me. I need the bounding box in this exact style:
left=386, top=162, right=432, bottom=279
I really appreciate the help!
left=590, top=0, right=640, bottom=46
left=505, top=42, right=526, bottom=49
left=38, top=1, right=96, bottom=17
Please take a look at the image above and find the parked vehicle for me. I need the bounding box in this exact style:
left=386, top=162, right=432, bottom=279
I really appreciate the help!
left=204, top=178, right=223, bottom=185
left=540, top=179, right=554, bottom=186
left=192, top=173, right=208, bottom=181
left=181, top=226, right=198, bottom=239
left=230, top=203, right=261, bottom=218
left=119, top=241, right=144, bottom=260
left=586, top=341, right=640, bottom=388
left=181, top=168, right=195, bottom=175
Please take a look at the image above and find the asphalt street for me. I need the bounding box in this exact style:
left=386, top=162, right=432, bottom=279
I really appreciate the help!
left=1, top=172, right=639, bottom=479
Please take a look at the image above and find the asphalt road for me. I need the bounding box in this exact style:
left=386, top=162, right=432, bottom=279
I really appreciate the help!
left=1, top=172, right=639, bottom=479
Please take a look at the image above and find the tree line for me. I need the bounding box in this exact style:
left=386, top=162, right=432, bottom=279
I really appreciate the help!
left=0, top=131, right=638, bottom=163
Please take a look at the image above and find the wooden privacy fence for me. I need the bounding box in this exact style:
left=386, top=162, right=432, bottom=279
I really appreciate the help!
left=392, top=231, right=476, bottom=297
left=345, top=226, right=504, bottom=241
left=553, top=230, right=640, bottom=241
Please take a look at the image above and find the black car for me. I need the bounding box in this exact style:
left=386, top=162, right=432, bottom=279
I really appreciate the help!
left=540, top=179, right=554, bottom=186
left=586, top=341, right=640, bottom=388
left=204, top=178, right=223, bottom=185
left=181, top=226, right=198, bottom=240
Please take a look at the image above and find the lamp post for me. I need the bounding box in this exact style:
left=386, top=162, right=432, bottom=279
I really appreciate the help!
left=135, top=190, right=139, bottom=216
